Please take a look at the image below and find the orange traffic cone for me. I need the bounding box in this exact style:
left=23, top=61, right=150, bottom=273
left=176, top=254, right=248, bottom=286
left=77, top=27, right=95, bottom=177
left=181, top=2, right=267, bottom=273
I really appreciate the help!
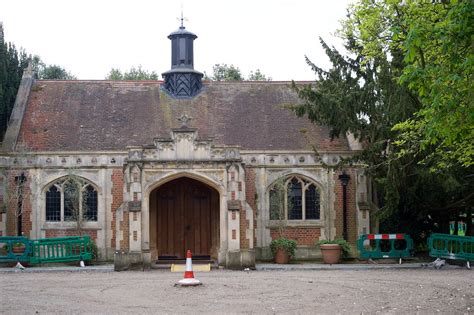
left=177, top=250, right=202, bottom=286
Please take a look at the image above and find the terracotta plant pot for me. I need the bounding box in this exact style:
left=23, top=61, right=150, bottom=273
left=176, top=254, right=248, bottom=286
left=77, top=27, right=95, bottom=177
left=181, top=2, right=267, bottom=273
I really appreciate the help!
left=320, top=244, right=342, bottom=264
left=274, top=248, right=290, bottom=264
left=12, top=246, right=26, bottom=254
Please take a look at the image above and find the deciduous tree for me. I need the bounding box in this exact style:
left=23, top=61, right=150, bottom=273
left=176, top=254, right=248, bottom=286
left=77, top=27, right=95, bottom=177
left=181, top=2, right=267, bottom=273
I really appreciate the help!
left=105, top=66, right=158, bottom=80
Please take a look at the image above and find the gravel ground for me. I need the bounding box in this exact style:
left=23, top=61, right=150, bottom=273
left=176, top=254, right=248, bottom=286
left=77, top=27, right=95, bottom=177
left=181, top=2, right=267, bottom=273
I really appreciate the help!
left=0, top=268, right=472, bottom=314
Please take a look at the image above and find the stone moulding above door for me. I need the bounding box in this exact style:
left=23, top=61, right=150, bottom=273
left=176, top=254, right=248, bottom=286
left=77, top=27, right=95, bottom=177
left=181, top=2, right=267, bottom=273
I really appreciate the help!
left=127, top=127, right=241, bottom=163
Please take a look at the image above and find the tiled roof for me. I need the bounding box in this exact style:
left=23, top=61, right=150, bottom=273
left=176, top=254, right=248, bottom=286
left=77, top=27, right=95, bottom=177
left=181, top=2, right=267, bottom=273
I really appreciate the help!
left=18, top=80, right=349, bottom=152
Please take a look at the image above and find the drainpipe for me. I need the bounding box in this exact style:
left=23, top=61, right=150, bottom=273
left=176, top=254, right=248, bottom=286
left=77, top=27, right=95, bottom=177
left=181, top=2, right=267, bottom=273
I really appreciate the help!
left=338, top=171, right=350, bottom=241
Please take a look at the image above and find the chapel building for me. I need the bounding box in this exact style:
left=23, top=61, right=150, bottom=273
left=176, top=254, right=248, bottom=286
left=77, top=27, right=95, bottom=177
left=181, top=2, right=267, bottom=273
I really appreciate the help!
left=0, top=23, right=373, bottom=269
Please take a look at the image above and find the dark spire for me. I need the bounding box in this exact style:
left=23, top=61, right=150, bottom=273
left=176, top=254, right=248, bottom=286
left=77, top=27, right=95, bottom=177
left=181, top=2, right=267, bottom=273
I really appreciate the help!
left=162, top=18, right=203, bottom=98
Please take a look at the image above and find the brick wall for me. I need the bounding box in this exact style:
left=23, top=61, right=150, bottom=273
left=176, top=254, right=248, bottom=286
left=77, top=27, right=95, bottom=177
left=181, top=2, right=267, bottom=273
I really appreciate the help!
left=4, top=170, right=32, bottom=237
left=45, top=229, right=97, bottom=240
left=334, top=169, right=357, bottom=244
left=270, top=227, right=321, bottom=246
left=120, top=210, right=130, bottom=251
left=111, top=169, right=124, bottom=249
left=243, top=167, right=257, bottom=249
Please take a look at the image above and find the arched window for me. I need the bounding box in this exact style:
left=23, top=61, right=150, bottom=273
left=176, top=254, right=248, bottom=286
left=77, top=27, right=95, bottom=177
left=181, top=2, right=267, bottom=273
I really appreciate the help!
left=269, top=176, right=321, bottom=221
left=83, top=185, right=98, bottom=221
left=45, top=177, right=98, bottom=222
left=46, top=186, right=61, bottom=221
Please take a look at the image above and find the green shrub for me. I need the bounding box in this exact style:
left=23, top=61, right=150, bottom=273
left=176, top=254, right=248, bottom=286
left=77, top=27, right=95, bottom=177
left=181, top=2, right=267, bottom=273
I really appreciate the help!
left=89, top=240, right=99, bottom=261
left=270, top=238, right=297, bottom=257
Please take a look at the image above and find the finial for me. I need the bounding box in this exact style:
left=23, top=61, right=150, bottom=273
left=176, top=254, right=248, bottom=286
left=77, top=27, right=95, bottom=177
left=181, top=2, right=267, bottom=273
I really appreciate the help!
left=177, top=113, right=193, bottom=127
left=177, top=4, right=188, bottom=28
left=25, top=56, right=35, bottom=76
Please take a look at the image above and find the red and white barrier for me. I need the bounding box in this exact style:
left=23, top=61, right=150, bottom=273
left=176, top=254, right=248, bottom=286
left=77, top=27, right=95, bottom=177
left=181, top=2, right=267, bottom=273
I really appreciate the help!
left=177, top=250, right=202, bottom=287
left=367, top=234, right=405, bottom=240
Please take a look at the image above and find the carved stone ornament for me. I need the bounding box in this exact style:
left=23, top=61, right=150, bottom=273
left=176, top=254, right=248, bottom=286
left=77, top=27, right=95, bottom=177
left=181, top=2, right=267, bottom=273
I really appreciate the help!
left=128, top=150, right=143, bottom=160
left=128, top=201, right=142, bottom=212
left=174, top=132, right=194, bottom=142
left=155, top=141, right=174, bottom=151
left=211, top=149, right=224, bottom=158
left=177, top=113, right=193, bottom=127
left=194, top=142, right=211, bottom=151
left=201, top=170, right=224, bottom=184
left=227, top=200, right=240, bottom=211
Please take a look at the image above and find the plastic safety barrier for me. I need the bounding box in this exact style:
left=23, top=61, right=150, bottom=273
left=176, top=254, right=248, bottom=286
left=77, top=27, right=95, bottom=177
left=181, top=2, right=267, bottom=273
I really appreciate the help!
left=29, top=236, right=92, bottom=264
left=428, top=233, right=474, bottom=262
left=0, top=235, right=92, bottom=264
left=0, top=236, right=31, bottom=262
left=358, top=234, right=413, bottom=260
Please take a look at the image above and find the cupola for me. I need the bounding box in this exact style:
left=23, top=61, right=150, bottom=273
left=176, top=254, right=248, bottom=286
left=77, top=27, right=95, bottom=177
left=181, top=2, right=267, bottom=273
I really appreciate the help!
left=162, top=19, right=203, bottom=98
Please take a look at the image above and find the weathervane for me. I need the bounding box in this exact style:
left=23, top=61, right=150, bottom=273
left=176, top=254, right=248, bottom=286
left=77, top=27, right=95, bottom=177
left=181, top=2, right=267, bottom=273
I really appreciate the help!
left=177, top=113, right=193, bottom=127
left=178, top=4, right=188, bottom=28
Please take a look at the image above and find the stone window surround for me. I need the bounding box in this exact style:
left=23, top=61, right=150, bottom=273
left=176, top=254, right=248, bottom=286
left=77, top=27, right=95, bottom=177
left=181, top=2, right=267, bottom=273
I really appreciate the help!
left=42, top=176, right=101, bottom=230
left=267, top=174, right=325, bottom=227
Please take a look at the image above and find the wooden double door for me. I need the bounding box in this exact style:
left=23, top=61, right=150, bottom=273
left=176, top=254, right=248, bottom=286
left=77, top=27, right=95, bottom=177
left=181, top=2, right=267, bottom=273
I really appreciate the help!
left=156, top=177, right=219, bottom=260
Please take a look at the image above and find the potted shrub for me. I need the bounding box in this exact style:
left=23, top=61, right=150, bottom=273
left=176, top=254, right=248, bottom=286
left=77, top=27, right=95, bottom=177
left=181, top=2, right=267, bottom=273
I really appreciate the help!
left=317, top=239, right=351, bottom=264
left=12, top=242, right=26, bottom=254
left=270, top=238, right=297, bottom=264
left=0, top=244, right=8, bottom=256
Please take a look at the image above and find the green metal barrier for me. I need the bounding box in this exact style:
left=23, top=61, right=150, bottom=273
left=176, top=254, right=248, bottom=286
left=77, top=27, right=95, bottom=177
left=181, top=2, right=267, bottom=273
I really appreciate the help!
left=29, top=236, right=93, bottom=264
left=428, top=233, right=474, bottom=261
left=358, top=234, right=413, bottom=260
left=0, top=236, right=31, bottom=262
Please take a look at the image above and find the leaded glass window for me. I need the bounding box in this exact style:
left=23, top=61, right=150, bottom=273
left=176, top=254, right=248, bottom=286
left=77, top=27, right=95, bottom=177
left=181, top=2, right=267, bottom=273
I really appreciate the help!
left=64, top=181, right=78, bottom=221
left=288, top=178, right=302, bottom=220
left=83, top=185, right=98, bottom=221
left=305, top=184, right=320, bottom=220
left=46, top=186, right=61, bottom=221
left=269, top=175, right=321, bottom=221
left=45, top=177, right=98, bottom=223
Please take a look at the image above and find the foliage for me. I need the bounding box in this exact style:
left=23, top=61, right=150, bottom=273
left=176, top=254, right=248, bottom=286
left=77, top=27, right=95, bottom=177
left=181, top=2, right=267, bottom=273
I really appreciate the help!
left=0, top=23, right=29, bottom=139
left=39, top=64, right=76, bottom=80
left=269, top=177, right=298, bottom=258
left=0, top=24, right=75, bottom=138
left=206, top=64, right=243, bottom=81
left=29, top=55, right=76, bottom=80
left=205, top=64, right=272, bottom=81
left=1, top=143, right=32, bottom=236
left=63, top=172, right=94, bottom=235
left=316, top=239, right=351, bottom=257
left=270, top=238, right=297, bottom=257
left=105, top=66, right=158, bottom=80
left=291, top=0, right=473, bottom=237
left=248, top=69, right=271, bottom=81
left=341, top=0, right=473, bottom=168
left=269, top=178, right=287, bottom=237
left=292, top=35, right=419, bottom=217
left=89, top=239, right=99, bottom=261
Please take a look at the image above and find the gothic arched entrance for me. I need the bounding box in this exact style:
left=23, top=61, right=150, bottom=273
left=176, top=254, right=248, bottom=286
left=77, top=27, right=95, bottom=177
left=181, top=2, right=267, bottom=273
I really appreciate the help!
left=149, top=177, right=220, bottom=260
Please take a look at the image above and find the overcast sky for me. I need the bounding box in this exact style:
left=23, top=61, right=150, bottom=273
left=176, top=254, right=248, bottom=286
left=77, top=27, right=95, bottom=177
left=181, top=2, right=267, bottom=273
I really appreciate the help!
left=2, top=0, right=353, bottom=81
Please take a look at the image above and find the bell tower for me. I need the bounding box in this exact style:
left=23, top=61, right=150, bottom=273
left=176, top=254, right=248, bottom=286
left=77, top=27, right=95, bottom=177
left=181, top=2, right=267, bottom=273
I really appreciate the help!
left=162, top=17, right=203, bottom=98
